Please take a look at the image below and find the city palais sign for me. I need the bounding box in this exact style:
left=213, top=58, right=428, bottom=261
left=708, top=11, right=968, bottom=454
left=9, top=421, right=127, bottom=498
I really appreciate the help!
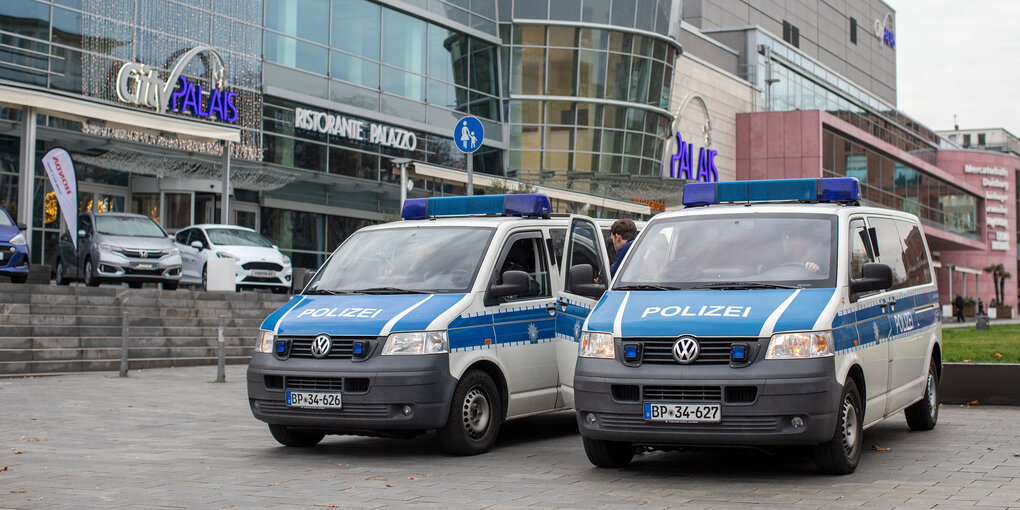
left=115, top=46, right=239, bottom=123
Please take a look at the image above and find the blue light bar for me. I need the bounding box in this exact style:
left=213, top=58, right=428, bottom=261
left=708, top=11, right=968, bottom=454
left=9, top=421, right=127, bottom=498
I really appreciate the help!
left=682, top=178, right=861, bottom=207
left=401, top=194, right=552, bottom=219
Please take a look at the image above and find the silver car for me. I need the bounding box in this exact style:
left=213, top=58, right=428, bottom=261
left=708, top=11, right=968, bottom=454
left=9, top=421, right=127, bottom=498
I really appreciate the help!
left=54, top=212, right=183, bottom=289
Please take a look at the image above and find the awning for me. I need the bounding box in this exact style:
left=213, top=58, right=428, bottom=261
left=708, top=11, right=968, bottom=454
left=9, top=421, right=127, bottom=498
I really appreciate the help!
left=0, top=83, right=241, bottom=143
left=412, top=162, right=651, bottom=216
left=938, top=262, right=982, bottom=275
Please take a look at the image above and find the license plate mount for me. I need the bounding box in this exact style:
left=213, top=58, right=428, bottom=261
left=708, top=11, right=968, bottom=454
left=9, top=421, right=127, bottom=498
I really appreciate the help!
left=643, top=403, right=721, bottom=423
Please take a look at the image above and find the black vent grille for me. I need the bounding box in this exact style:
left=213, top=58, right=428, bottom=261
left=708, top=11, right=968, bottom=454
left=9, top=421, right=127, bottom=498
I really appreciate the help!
left=598, top=413, right=778, bottom=433
left=611, top=385, right=640, bottom=402
left=286, top=376, right=343, bottom=391
left=243, top=262, right=283, bottom=271
left=0, top=250, right=9, bottom=264
left=725, top=386, right=758, bottom=403
left=252, top=399, right=389, bottom=418
left=285, top=336, right=375, bottom=359
left=125, top=268, right=164, bottom=276
left=635, top=338, right=752, bottom=365
left=120, top=249, right=163, bottom=259
left=643, top=385, right=721, bottom=402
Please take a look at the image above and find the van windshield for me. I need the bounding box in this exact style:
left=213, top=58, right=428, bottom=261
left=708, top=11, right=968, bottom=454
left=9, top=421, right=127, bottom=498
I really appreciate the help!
left=615, top=214, right=837, bottom=290
left=306, top=226, right=494, bottom=294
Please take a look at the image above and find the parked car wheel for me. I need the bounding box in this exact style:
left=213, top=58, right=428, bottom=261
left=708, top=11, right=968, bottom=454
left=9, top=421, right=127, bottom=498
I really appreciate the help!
left=161, top=280, right=179, bottom=291
left=904, top=358, right=939, bottom=431
left=54, top=259, right=70, bottom=285
left=10, top=273, right=27, bottom=284
left=271, top=286, right=288, bottom=294
left=438, top=369, right=502, bottom=455
left=127, top=282, right=143, bottom=289
left=84, top=258, right=99, bottom=287
left=268, top=424, right=324, bottom=447
left=200, top=265, right=208, bottom=291
left=582, top=436, right=634, bottom=468
left=812, top=378, right=863, bottom=475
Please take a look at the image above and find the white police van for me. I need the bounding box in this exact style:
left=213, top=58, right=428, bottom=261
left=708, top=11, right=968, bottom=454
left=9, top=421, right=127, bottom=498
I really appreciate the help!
left=247, top=194, right=625, bottom=454
left=574, top=178, right=941, bottom=474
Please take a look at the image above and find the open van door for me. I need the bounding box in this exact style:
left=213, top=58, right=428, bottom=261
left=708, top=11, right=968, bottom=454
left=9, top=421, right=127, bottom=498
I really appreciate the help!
left=555, top=216, right=612, bottom=408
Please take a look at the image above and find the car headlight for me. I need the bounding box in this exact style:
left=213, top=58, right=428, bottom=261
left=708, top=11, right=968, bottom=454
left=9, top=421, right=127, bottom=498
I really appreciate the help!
left=255, top=330, right=275, bottom=354
left=9, top=232, right=26, bottom=245
left=163, top=247, right=179, bottom=255
left=765, top=331, right=834, bottom=359
left=381, top=331, right=448, bottom=355
left=98, top=242, right=118, bottom=252
left=282, top=255, right=291, bottom=266
left=217, top=252, right=238, bottom=260
left=579, top=331, right=615, bottom=358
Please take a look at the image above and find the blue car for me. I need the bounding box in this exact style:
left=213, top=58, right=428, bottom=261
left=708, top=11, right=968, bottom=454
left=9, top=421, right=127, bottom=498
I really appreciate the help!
left=0, top=207, right=29, bottom=283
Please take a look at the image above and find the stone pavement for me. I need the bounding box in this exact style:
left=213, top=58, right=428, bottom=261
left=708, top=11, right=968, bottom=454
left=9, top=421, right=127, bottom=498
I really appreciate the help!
left=0, top=366, right=1018, bottom=509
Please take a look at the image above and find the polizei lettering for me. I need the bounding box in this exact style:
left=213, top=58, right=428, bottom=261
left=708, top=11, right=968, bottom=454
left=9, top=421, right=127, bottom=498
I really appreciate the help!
left=297, top=307, right=384, bottom=319
left=641, top=305, right=752, bottom=318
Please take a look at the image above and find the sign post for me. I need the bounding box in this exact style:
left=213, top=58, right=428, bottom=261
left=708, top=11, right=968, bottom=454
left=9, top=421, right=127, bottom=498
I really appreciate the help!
left=454, top=116, right=484, bottom=195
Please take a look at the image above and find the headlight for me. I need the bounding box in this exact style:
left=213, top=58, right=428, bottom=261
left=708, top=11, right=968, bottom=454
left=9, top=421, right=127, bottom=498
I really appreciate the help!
left=255, top=330, right=275, bottom=354
left=282, top=255, right=291, bottom=266
left=217, top=252, right=238, bottom=260
left=381, top=331, right=448, bottom=355
left=766, top=331, right=834, bottom=359
left=579, top=331, right=615, bottom=358
left=9, top=233, right=26, bottom=245
left=163, top=247, right=179, bottom=255
left=99, top=243, right=118, bottom=252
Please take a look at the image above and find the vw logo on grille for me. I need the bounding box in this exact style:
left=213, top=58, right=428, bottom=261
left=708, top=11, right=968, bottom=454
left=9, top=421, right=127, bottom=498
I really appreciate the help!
left=311, top=334, right=332, bottom=358
left=672, top=336, right=700, bottom=364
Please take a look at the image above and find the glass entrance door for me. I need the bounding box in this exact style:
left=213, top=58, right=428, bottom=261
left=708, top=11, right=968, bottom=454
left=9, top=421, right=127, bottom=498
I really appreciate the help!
left=232, top=202, right=259, bottom=230
left=78, top=188, right=126, bottom=214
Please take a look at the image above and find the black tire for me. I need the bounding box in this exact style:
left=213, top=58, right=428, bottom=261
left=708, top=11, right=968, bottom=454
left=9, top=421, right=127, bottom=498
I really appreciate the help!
left=438, top=369, right=502, bottom=455
left=161, top=280, right=179, bottom=291
left=84, top=258, right=99, bottom=287
left=271, top=285, right=288, bottom=294
left=582, top=436, right=634, bottom=468
left=55, top=259, right=70, bottom=285
left=11, top=273, right=27, bottom=284
left=201, top=265, right=208, bottom=291
left=127, top=282, right=143, bottom=289
left=812, top=378, right=863, bottom=475
left=905, top=358, right=939, bottom=431
left=267, top=424, right=324, bottom=447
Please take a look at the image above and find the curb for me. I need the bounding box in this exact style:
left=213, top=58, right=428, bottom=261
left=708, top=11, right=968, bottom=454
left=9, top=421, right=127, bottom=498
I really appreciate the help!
left=941, top=362, right=1020, bottom=406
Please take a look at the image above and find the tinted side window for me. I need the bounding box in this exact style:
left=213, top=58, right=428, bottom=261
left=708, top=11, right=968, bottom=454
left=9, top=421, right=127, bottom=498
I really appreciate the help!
left=868, top=217, right=908, bottom=290
left=549, top=228, right=566, bottom=264
left=79, top=215, right=92, bottom=236
left=494, top=235, right=550, bottom=302
left=567, top=220, right=607, bottom=286
left=848, top=218, right=874, bottom=281
left=175, top=229, right=190, bottom=245
left=896, top=219, right=932, bottom=287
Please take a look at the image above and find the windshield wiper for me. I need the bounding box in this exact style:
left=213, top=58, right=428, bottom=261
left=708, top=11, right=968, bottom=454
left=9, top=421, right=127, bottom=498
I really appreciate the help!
left=614, top=284, right=683, bottom=291
left=303, top=288, right=344, bottom=295
left=692, top=281, right=801, bottom=290
left=351, top=287, right=428, bottom=294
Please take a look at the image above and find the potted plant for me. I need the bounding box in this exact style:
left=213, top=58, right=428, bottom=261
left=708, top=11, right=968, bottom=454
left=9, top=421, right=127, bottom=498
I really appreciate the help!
left=962, top=296, right=977, bottom=317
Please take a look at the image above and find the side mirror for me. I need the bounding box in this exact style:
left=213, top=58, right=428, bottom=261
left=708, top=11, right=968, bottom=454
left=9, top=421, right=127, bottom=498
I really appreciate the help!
left=569, top=263, right=606, bottom=298
left=489, top=270, right=530, bottom=299
left=16, top=222, right=26, bottom=231
left=272, top=245, right=279, bottom=250
left=850, top=262, right=893, bottom=295
left=190, top=241, right=203, bottom=251
left=77, top=229, right=86, bottom=238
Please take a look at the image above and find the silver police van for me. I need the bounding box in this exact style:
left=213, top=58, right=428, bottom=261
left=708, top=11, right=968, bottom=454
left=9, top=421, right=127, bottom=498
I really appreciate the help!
left=574, top=178, right=941, bottom=474
left=247, top=194, right=634, bottom=455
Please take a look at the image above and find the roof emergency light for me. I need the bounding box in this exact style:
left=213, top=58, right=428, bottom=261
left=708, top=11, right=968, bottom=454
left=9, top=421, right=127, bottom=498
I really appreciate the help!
left=682, top=177, right=861, bottom=207
left=401, top=194, right=552, bottom=219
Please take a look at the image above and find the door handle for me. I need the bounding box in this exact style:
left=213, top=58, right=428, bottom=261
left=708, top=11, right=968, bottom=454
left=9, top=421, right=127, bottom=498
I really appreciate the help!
left=546, top=303, right=557, bottom=313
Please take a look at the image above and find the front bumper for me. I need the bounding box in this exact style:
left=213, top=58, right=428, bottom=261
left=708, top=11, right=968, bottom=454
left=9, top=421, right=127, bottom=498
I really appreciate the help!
left=246, top=351, right=457, bottom=434
left=0, top=243, right=29, bottom=275
left=574, top=356, right=842, bottom=447
left=96, top=251, right=182, bottom=281
left=234, top=261, right=292, bottom=288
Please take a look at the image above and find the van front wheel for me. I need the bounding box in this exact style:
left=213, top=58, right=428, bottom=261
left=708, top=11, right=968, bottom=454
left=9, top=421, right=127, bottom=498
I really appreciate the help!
left=267, top=424, right=324, bottom=447
left=582, top=436, right=634, bottom=468
left=812, top=378, right=863, bottom=474
left=438, top=370, right=501, bottom=455
left=904, top=358, right=939, bottom=431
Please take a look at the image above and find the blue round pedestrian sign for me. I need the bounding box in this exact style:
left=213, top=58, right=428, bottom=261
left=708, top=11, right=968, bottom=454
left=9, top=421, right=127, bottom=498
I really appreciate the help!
left=454, top=116, right=484, bottom=153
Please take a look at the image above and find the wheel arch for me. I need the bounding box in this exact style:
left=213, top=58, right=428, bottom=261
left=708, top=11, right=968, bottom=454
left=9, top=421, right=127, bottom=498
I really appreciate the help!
left=463, top=359, right=508, bottom=420
left=846, top=363, right=866, bottom=417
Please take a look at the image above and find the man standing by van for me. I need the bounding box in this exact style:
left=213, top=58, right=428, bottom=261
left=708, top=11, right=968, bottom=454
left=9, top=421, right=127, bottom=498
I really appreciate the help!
left=609, top=219, right=637, bottom=276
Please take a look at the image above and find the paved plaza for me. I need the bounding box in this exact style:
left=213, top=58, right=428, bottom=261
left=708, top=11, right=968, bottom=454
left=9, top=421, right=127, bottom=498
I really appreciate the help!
left=0, top=365, right=1018, bottom=509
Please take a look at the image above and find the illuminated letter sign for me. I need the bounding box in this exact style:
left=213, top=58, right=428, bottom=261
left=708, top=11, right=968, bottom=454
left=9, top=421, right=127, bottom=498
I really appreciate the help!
left=874, top=13, right=895, bottom=49
left=115, top=46, right=239, bottom=123
left=294, top=107, right=418, bottom=152
left=668, top=133, right=717, bottom=182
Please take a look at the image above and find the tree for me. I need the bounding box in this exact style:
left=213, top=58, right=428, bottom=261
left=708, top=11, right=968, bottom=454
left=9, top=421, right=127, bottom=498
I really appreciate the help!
left=983, top=264, right=1003, bottom=306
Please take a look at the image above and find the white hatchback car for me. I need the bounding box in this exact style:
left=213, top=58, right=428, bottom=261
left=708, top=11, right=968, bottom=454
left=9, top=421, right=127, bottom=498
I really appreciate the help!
left=174, top=224, right=292, bottom=293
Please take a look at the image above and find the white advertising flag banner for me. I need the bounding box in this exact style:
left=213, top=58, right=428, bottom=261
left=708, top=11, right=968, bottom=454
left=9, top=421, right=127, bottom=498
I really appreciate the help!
left=41, top=148, right=78, bottom=249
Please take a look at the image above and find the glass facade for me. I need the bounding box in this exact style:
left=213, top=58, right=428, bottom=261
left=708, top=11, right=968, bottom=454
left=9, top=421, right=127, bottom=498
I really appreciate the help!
left=822, top=128, right=978, bottom=239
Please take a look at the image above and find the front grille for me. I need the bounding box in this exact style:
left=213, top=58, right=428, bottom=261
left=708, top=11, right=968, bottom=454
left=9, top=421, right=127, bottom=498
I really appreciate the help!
left=124, top=268, right=163, bottom=276
left=243, top=262, right=283, bottom=271
left=286, top=376, right=343, bottom=391
left=643, top=385, right=721, bottom=402
left=252, top=399, right=390, bottom=418
left=598, top=413, right=778, bottom=433
left=243, top=276, right=282, bottom=283
left=120, top=249, right=164, bottom=259
left=285, top=336, right=375, bottom=359
left=725, top=386, right=758, bottom=403
left=0, top=250, right=9, bottom=264
left=611, top=385, right=640, bottom=402
left=635, top=337, right=751, bottom=365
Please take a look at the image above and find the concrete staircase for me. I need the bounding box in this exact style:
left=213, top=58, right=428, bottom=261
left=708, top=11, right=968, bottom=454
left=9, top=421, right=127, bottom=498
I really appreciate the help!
left=0, top=283, right=292, bottom=376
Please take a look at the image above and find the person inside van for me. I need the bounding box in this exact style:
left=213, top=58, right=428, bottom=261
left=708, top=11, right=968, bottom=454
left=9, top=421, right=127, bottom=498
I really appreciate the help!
left=780, top=228, right=827, bottom=275
left=609, top=219, right=637, bottom=276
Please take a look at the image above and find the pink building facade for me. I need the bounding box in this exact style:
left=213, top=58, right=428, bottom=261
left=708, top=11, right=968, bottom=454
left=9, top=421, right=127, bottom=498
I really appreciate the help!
left=737, top=110, right=1018, bottom=313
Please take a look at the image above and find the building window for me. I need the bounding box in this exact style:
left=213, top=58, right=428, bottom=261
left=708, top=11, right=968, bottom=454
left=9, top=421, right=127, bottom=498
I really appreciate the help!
left=963, top=134, right=971, bottom=147
left=782, top=20, right=800, bottom=48
left=978, top=133, right=986, bottom=145
left=850, top=18, right=857, bottom=44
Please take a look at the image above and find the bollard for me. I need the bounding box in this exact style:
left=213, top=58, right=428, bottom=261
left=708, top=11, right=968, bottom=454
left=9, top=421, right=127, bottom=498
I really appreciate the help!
left=976, top=314, right=990, bottom=330
left=119, top=311, right=129, bottom=377
left=216, top=314, right=226, bottom=382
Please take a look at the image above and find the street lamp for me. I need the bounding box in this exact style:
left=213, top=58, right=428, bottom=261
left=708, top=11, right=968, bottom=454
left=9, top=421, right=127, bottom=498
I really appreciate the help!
left=391, top=158, right=412, bottom=210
